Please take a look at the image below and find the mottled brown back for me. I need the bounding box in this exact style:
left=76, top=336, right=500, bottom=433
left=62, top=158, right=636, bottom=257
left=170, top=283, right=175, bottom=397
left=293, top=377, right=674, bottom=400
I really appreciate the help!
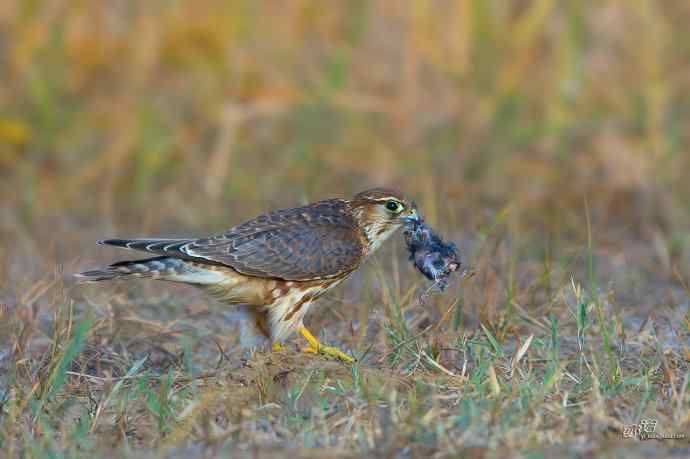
left=92, top=199, right=367, bottom=281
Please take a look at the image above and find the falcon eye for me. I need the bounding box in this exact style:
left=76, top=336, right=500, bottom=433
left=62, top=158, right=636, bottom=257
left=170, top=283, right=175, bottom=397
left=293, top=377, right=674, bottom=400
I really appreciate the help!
left=385, top=200, right=403, bottom=213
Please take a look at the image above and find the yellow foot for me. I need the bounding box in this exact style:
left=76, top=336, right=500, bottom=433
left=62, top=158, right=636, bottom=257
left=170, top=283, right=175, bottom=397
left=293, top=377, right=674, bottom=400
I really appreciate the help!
left=272, top=342, right=283, bottom=352
left=299, top=325, right=355, bottom=363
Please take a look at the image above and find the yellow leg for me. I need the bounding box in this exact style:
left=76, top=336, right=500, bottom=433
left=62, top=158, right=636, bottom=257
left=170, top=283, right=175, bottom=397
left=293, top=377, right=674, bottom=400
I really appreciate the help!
left=299, top=325, right=355, bottom=363
left=272, top=342, right=283, bottom=352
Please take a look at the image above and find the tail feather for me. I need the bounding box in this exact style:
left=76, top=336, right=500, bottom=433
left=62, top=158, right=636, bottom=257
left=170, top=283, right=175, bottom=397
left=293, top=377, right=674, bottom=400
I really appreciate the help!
left=75, top=256, right=231, bottom=285
left=99, top=238, right=194, bottom=258
left=75, top=256, right=187, bottom=282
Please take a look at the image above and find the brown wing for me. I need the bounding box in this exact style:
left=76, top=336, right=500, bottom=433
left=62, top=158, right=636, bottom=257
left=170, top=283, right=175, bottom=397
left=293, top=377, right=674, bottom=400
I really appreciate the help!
left=100, top=199, right=365, bottom=281
left=186, top=199, right=364, bottom=280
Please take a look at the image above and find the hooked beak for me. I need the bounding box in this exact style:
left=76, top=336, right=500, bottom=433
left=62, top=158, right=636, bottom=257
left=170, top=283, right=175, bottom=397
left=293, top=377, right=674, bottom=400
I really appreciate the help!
left=400, top=203, right=420, bottom=224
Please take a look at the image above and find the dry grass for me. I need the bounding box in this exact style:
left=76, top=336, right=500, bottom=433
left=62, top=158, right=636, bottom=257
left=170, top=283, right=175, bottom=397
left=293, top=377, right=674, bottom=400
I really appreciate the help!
left=1, top=1, right=689, bottom=458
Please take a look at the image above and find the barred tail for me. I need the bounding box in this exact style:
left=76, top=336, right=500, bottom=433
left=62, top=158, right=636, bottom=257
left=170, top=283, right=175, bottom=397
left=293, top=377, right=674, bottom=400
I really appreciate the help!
left=75, top=256, right=229, bottom=285
left=75, top=256, right=188, bottom=282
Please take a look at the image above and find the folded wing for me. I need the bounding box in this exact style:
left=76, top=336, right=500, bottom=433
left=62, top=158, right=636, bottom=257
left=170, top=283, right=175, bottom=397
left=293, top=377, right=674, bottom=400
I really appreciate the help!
left=100, top=199, right=365, bottom=281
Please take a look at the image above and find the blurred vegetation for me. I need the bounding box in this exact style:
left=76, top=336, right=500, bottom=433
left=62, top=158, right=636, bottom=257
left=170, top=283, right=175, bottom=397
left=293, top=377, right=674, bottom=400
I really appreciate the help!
left=2, top=0, right=689, bottom=235
left=0, top=1, right=689, bottom=458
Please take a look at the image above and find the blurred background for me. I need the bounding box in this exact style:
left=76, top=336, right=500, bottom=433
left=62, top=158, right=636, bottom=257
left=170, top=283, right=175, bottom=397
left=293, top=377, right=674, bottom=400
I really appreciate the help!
left=1, top=0, right=689, bottom=314
left=2, top=3, right=690, bottom=454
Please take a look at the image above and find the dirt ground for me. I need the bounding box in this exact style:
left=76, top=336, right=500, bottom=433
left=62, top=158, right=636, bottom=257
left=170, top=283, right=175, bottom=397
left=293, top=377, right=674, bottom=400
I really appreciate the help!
left=1, top=1, right=689, bottom=457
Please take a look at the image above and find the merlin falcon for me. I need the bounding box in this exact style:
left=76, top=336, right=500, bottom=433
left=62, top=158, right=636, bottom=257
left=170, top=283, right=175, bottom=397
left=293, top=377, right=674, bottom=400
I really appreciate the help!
left=77, top=188, right=419, bottom=362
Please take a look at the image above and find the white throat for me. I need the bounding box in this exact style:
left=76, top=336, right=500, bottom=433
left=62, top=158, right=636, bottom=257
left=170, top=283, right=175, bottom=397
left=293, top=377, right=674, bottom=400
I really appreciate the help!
left=365, top=224, right=402, bottom=255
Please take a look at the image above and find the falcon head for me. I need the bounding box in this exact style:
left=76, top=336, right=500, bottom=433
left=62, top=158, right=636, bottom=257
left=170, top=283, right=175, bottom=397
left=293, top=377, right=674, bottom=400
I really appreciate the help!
left=348, top=188, right=419, bottom=252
